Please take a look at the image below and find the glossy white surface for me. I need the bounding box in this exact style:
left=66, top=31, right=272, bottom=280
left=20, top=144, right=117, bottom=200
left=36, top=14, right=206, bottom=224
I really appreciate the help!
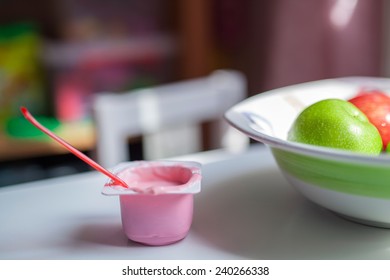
left=1, top=145, right=390, bottom=260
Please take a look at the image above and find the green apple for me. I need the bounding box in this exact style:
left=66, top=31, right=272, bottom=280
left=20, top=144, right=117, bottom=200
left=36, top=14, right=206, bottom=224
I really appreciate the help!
left=287, top=99, right=382, bottom=155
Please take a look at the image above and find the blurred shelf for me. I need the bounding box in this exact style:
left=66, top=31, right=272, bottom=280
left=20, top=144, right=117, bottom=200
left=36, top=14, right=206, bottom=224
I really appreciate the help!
left=43, top=35, right=176, bottom=68
left=0, top=0, right=216, bottom=162
left=0, top=121, right=95, bottom=161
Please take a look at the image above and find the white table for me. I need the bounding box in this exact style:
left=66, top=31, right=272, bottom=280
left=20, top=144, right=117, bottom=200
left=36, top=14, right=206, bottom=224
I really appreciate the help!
left=1, top=144, right=390, bottom=260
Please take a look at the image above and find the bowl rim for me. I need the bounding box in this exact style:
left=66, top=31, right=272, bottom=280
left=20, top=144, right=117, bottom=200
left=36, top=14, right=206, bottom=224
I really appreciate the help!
left=224, top=77, right=390, bottom=165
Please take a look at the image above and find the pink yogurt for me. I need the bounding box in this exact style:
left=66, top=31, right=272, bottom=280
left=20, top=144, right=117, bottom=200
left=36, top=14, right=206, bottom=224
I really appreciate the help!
left=102, top=161, right=201, bottom=246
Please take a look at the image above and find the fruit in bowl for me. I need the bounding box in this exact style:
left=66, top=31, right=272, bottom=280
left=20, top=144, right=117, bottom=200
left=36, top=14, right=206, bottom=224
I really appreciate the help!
left=287, top=98, right=382, bottom=155
left=348, top=89, right=390, bottom=150
left=224, top=77, right=390, bottom=228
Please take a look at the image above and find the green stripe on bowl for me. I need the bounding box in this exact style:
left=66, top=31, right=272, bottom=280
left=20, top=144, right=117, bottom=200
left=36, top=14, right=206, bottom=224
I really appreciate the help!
left=271, top=148, right=390, bottom=199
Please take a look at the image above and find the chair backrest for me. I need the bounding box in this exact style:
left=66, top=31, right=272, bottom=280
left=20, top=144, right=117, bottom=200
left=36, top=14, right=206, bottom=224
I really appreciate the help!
left=93, top=69, right=248, bottom=167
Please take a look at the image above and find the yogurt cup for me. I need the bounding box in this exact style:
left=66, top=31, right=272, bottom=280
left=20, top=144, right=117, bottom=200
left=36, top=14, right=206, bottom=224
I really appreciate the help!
left=102, top=160, right=201, bottom=246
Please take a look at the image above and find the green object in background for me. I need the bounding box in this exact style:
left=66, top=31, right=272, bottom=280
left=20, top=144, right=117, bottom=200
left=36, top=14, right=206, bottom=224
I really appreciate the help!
left=5, top=116, right=60, bottom=140
left=0, top=22, right=36, bottom=42
left=0, top=22, right=46, bottom=128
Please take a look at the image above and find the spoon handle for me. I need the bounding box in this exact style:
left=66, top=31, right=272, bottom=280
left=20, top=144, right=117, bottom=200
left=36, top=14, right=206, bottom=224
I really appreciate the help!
left=20, top=107, right=128, bottom=188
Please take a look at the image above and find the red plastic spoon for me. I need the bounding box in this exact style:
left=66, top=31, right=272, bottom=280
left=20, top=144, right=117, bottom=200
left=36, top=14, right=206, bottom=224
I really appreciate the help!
left=20, top=107, right=129, bottom=188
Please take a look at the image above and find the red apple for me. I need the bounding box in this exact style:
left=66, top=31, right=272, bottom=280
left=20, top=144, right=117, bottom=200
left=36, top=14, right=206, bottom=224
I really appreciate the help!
left=348, top=89, right=390, bottom=150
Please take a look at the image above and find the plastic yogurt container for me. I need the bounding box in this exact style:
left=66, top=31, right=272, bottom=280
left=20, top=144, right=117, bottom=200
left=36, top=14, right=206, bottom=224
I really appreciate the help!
left=102, top=160, right=201, bottom=246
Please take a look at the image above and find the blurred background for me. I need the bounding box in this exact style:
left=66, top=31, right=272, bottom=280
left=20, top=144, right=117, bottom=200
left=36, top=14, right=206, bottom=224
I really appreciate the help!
left=0, top=0, right=387, bottom=186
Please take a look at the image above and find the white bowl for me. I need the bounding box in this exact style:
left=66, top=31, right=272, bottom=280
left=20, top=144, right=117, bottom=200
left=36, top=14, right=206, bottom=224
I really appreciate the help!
left=225, top=77, right=390, bottom=228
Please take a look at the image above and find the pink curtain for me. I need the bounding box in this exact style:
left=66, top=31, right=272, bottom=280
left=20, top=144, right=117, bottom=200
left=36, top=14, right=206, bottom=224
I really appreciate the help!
left=241, top=0, right=383, bottom=94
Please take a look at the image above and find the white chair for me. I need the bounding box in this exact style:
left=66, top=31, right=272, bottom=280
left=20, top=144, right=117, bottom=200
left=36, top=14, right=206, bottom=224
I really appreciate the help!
left=93, top=69, right=249, bottom=168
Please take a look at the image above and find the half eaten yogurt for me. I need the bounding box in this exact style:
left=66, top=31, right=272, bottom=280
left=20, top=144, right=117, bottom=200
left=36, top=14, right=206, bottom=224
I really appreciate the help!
left=102, top=161, right=201, bottom=246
